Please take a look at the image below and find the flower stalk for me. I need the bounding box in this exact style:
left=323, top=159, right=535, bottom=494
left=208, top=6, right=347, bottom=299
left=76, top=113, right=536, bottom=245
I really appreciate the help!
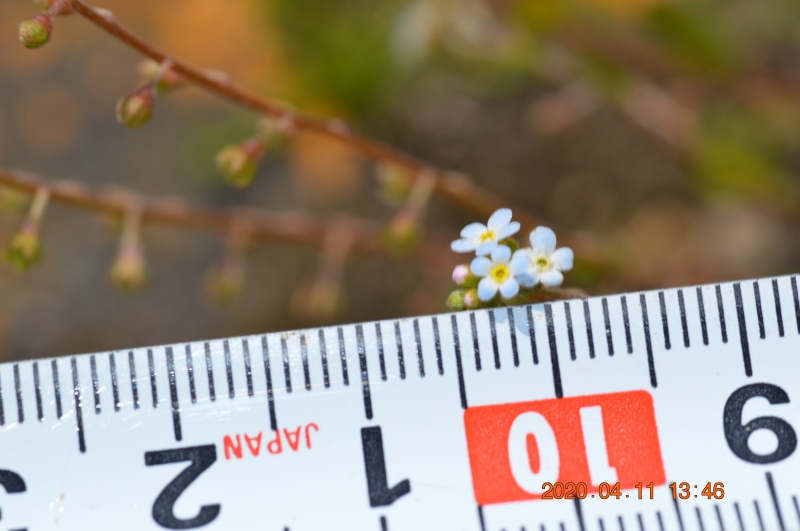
left=110, top=203, right=147, bottom=292
left=381, top=170, right=436, bottom=256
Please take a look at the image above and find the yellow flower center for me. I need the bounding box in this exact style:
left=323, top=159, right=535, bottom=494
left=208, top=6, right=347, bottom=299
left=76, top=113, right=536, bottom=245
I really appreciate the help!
left=490, top=264, right=509, bottom=283
left=536, top=256, right=550, bottom=270
left=480, top=230, right=496, bottom=243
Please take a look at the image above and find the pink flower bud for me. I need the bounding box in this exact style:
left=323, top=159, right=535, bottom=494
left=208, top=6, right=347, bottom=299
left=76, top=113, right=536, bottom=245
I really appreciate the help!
left=463, top=289, right=480, bottom=309
left=452, top=264, right=470, bottom=285
left=18, top=14, right=52, bottom=49
left=116, top=86, right=155, bottom=129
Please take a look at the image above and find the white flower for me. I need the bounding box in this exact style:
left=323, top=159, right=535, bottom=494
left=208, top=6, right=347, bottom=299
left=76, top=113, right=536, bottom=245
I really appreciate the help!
left=470, top=245, right=527, bottom=301
left=513, top=226, right=573, bottom=287
left=451, top=208, right=521, bottom=255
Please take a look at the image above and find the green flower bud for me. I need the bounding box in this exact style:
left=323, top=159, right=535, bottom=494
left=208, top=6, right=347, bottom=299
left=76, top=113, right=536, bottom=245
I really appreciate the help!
left=33, top=0, right=73, bottom=15
left=380, top=210, right=421, bottom=257
left=6, top=222, right=42, bottom=272
left=116, top=86, right=155, bottom=129
left=446, top=289, right=467, bottom=311
left=463, top=288, right=480, bottom=309
left=110, top=247, right=147, bottom=292
left=18, top=14, right=52, bottom=49
left=138, top=60, right=185, bottom=94
left=204, top=263, right=245, bottom=304
left=215, top=139, right=266, bottom=189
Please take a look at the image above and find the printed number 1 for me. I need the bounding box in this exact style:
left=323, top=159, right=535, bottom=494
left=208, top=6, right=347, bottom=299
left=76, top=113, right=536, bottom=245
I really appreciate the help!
left=145, top=445, right=220, bottom=529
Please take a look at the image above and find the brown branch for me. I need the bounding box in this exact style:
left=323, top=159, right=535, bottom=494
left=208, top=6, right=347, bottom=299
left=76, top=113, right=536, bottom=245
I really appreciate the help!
left=65, top=0, right=550, bottom=232
left=0, top=168, right=456, bottom=271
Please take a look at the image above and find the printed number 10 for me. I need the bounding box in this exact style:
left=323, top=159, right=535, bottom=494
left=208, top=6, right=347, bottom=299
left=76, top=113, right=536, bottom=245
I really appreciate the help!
left=635, top=482, right=654, bottom=499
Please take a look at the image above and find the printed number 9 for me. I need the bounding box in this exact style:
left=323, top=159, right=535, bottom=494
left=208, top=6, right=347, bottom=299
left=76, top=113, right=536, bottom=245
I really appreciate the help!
left=724, top=383, right=797, bottom=464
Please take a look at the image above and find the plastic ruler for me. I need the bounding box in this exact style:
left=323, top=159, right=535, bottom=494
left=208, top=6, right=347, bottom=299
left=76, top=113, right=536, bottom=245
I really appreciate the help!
left=0, top=276, right=799, bottom=531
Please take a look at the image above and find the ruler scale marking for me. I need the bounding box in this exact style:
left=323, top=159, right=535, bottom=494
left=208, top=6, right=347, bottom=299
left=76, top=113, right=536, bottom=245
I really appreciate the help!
left=394, top=322, right=406, bottom=380
left=544, top=303, right=563, bottom=398
left=637, top=514, right=645, bottom=531
left=697, top=287, right=709, bottom=345
left=656, top=512, right=664, bottom=531
left=621, top=296, right=633, bottom=354
left=319, top=329, right=330, bottom=388
left=658, top=291, right=671, bottom=350
left=489, top=311, right=501, bottom=369
left=204, top=342, right=216, bottom=401
left=565, top=302, right=576, bottom=361
left=583, top=299, right=596, bottom=359
left=413, top=319, right=426, bottom=376
left=766, top=472, right=785, bottom=531
left=243, top=338, right=255, bottom=396
left=433, top=316, right=444, bottom=375
left=754, top=500, right=765, bottom=531
left=147, top=349, right=158, bottom=408
left=471, top=312, right=482, bottom=371
left=166, top=347, right=182, bottom=442
left=71, top=357, right=85, bottom=453
left=716, top=505, right=726, bottom=531
left=678, top=289, right=690, bottom=348
left=792, top=276, right=800, bottom=334
left=338, top=327, right=350, bottom=386
left=733, top=283, right=753, bottom=377
left=672, top=494, right=685, bottom=531
left=13, top=364, right=22, bottom=424
left=224, top=339, right=235, bottom=398
left=696, top=507, right=706, bottom=531
left=638, top=294, right=657, bottom=388
left=717, top=285, right=729, bottom=343
left=33, top=362, right=42, bottom=422
left=356, top=324, right=373, bottom=420
left=527, top=305, right=539, bottom=364
left=261, top=335, right=277, bottom=431
left=300, top=335, right=311, bottom=391
left=754, top=282, right=766, bottom=340
left=507, top=308, right=520, bottom=367
left=773, top=279, right=785, bottom=337
left=602, top=297, right=614, bottom=356
left=734, top=503, right=745, bottom=531
left=281, top=337, right=292, bottom=394
left=185, top=344, right=196, bottom=404
left=375, top=323, right=387, bottom=381
left=90, top=354, right=100, bottom=414
left=793, top=496, right=800, bottom=530
left=451, top=315, right=468, bottom=409
left=109, top=353, right=120, bottom=411
left=52, top=359, right=63, bottom=418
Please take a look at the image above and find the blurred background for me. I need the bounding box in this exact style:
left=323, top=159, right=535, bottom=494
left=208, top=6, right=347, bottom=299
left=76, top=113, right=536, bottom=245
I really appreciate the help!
left=1, top=0, right=800, bottom=361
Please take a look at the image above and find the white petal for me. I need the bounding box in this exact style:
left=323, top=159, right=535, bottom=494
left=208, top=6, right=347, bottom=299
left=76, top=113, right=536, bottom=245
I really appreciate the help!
left=461, top=223, right=487, bottom=239
left=470, top=256, right=492, bottom=277
left=549, top=247, right=574, bottom=271
left=499, top=278, right=520, bottom=299
left=487, top=208, right=512, bottom=231
left=491, top=244, right=511, bottom=264
left=451, top=238, right=478, bottom=253
left=539, top=269, right=564, bottom=286
left=529, top=226, right=557, bottom=255
left=497, top=221, right=520, bottom=240
left=476, top=240, right=497, bottom=256
left=510, top=253, right=528, bottom=276
left=478, top=278, right=499, bottom=301
left=517, top=272, right=537, bottom=287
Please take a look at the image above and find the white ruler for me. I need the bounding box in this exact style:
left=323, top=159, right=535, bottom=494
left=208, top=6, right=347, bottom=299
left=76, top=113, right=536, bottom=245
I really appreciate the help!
left=0, top=276, right=799, bottom=531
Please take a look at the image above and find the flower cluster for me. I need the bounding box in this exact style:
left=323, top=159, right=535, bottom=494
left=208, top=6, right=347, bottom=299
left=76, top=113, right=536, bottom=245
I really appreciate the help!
left=447, top=208, right=574, bottom=310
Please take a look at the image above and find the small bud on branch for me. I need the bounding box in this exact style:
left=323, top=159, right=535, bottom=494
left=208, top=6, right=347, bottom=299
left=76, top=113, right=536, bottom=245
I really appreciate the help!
left=116, top=84, right=155, bottom=129
left=18, top=14, right=53, bottom=49
left=6, top=186, right=50, bottom=271
left=204, top=225, right=250, bottom=304
left=34, top=0, right=73, bottom=16
left=215, top=138, right=267, bottom=189
left=139, top=59, right=185, bottom=94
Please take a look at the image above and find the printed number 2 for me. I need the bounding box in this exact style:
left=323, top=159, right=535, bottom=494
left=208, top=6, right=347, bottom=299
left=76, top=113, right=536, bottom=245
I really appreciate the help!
left=145, top=445, right=221, bottom=529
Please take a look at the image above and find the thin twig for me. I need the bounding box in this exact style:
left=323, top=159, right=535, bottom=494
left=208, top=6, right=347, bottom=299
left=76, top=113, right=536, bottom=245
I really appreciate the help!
left=63, top=0, right=580, bottom=245
left=0, top=168, right=455, bottom=271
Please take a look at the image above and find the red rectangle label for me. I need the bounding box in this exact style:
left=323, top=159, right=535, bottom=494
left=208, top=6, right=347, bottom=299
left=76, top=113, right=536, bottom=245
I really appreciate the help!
left=464, top=390, right=665, bottom=505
